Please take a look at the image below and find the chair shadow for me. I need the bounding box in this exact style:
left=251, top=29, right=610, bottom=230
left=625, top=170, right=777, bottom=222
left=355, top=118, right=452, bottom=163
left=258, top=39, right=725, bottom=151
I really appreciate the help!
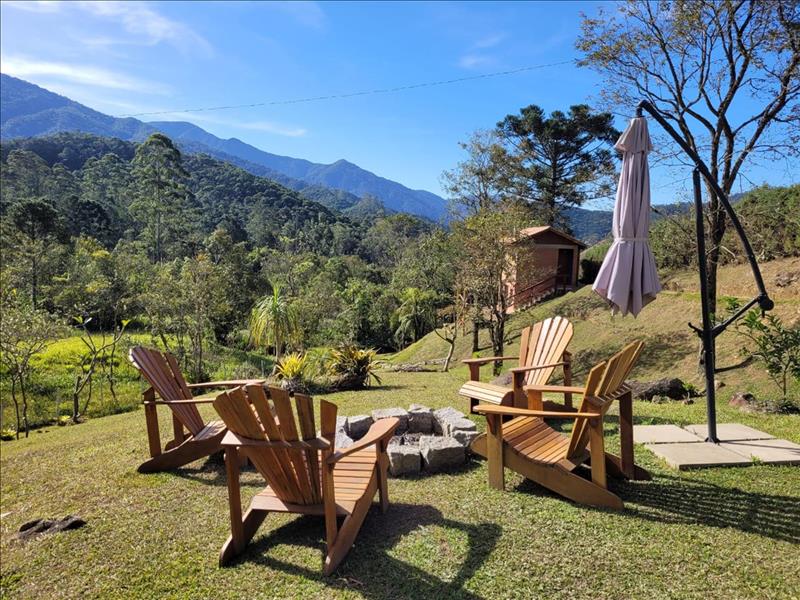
left=233, top=503, right=500, bottom=600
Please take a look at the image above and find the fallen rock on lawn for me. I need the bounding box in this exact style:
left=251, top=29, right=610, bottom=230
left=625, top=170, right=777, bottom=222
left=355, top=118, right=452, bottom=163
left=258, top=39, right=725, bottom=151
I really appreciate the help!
left=371, top=408, right=409, bottom=434
left=489, top=373, right=513, bottom=387
left=729, top=391, right=758, bottom=412
left=16, top=516, right=86, bottom=541
left=346, top=415, right=373, bottom=440
left=419, top=436, right=465, bottom=472
left=628, top=378, right=689, bottom=401
left=774, top=271, right=799, bottom=287
left=387, top=444, right=421, bottom=476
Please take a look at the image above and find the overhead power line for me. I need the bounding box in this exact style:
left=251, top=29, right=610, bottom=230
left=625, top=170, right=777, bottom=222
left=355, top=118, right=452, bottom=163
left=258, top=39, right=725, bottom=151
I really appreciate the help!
left=117, top=59, right=576, bottom=118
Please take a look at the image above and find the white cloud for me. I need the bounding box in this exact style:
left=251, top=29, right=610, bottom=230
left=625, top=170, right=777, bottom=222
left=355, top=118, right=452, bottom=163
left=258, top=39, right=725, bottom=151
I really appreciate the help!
left=2, top=1, right=61, bottom=13
left=73, top=1, right=213, bottom=56
left=2, top=55, right=172, bottom=94
left=458, top=54, right=496, bottom=70
left=4, top=1, right=212, bottom=56
left=264, top=1, right=325, bottom=29
left=473, top=33, right=507, bottom=49
left=172, top=112, right=308, bottom=138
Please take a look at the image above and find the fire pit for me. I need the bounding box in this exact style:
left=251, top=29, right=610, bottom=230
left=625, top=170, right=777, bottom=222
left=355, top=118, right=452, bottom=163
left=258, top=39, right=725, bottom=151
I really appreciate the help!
left=335, top=404, right=479, bottom=476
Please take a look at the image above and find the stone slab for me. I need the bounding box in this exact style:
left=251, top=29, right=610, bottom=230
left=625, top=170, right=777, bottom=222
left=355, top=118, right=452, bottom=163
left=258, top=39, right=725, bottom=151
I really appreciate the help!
left=387, top=444, right=422, bottom=476
left=720, top=438, right=800, bottom=465
left=684, top=423, right=775, bottom=441
left=372, top=408, right=409, bottom=434
left=419, top=435, right=465, bottom=472
left=633, top=424, right=702, bottom=444
left=644, top=441, right=753, bottom=470
left=346, top=415, right=373, bottom=440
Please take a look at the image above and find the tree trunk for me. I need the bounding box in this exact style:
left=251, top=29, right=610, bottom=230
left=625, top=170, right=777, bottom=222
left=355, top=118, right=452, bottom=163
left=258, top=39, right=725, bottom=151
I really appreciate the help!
left=491, top=318, right=505, bottom=376
left=443, top=339, right=455, bottom=373
left=471, top=320, right=480, bottom=353
left=11, top=376, right=21, bottom=440
left=20, top=378, right=29, bottom=438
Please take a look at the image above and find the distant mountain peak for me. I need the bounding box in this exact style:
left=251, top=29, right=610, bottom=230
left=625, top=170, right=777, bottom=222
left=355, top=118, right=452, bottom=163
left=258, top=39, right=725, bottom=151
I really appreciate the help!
left=1, top=74, right=448, bottom=221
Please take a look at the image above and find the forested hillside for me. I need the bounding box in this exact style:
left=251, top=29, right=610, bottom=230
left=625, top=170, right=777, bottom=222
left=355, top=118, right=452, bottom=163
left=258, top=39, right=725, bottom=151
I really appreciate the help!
left=0, top=74, right=447, bottom=220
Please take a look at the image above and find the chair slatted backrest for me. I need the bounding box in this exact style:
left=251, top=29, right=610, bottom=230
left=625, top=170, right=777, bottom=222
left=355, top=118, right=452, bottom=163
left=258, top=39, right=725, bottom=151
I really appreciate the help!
left=518, top=316, right=574, bottom=386
left=213, top=384, right=337, bottom=506
left=129, top=346, right=205, bottom=435
left=564, top=340, right=644, bottom=460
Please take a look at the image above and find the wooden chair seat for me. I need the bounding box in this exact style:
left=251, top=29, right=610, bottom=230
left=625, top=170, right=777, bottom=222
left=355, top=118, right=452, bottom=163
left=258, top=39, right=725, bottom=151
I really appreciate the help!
left=503, top=417, right=570, bottom=464
left=195, top=420, right=226, bottom=441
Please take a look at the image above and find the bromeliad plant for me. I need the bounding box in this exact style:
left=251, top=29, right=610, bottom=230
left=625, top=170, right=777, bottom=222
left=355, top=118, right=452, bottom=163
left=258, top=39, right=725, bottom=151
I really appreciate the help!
left=274, top=352, right=309, bottom=393
left=328, top=345, right=381, bottom=390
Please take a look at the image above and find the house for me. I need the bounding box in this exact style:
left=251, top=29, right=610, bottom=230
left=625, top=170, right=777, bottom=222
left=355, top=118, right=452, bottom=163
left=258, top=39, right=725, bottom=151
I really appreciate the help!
left=505, top=226, right=587, bottom=313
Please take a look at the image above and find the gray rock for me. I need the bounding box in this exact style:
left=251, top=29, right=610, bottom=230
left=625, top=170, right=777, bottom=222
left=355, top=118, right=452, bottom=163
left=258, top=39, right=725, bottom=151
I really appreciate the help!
left=490, top=372, right=513, bottom=387
left=372, top=407, right=409, bottom=434
left=387, top=444, right=421, bottom=476
left=334, top=416, right=353, bottom=448
left=628, top=378, right=689, bottom=401
left=729, top=391, right=758, bottom=412
left=445, top=417, right=477, bottom=436
left=346, top=414, right=373, bottom=440
left=433, top=407, right=464, bottom=435
left=419, top=435, right=465, bottom=472
left=408, top=404, right=434, bottom=433
left=451, top=429, right=480, bottom=448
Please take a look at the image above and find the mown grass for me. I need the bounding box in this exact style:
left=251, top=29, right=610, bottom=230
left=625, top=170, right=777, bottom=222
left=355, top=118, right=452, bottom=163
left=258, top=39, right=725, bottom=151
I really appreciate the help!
left=1, top=366, right=799, bottom=599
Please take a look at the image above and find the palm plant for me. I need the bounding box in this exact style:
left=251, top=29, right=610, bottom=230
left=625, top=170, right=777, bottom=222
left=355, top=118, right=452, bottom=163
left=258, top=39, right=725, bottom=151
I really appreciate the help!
left=393, top=287, right=438, bottom=347
left=249, top=284, right=297, bottom=370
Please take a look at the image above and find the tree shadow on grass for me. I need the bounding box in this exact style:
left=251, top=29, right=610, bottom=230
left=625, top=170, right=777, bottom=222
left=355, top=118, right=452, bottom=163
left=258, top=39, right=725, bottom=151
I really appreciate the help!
left=514, top=472, right=800, bottom=545
left=232, top=503, right=500, bottom=600
left=617, top=474, right=800, bottom=544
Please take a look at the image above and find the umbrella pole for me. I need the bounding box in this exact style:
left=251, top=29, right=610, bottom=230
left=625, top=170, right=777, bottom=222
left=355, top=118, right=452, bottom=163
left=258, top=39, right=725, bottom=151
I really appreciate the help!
left=692, top=169, right=718, bottom=443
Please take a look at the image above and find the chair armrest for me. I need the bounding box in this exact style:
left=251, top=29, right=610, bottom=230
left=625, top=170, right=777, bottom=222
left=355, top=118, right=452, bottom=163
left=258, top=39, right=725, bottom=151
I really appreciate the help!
left=462, top=356, right=518, bottom=366
left=326, top=418, right=399, bottom=464
left=221, top=430, right=331, bottom=450
left=186, top=379, right=265, bottom=389
left=509, top=362, right=567, bottom=374
left=472, top=404, right=601, bottom=420
left=523, top=384, right=586, bottom=395
left=143, top=398, right=216, bottom=405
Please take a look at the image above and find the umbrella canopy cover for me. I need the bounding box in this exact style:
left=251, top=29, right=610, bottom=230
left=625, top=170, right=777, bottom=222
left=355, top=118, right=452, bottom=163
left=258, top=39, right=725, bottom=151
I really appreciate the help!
left=593, top=116, right=661, bottom=316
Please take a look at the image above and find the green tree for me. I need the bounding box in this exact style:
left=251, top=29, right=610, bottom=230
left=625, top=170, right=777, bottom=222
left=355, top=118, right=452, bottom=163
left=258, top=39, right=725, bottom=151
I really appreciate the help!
left=0, top=289, right=62, bottom=437
left=577, top=0, right=800, bottom=312
left=394, top=287, right=438, bottom=346
left=442, top=130, right=509, bottom=217
left=250, top=284, right=297, bottom=368
left=5, top=198, right=67, bottom=308
left=496, top=104, right=618, bottom=229
left=130, top=134, right=197, bottom=262
left=453, top=205, right=536, bottom=374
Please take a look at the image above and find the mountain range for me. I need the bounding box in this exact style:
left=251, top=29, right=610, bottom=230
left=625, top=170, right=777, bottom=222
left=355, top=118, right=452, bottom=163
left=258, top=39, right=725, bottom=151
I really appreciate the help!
left=0, top=74, right=446, bottom=220
left=1, top=74, right=646, bottom=242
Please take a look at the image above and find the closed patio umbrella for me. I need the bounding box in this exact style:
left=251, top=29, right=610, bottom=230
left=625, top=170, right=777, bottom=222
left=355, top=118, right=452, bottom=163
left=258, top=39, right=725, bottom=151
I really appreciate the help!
left=593, top=116, right=661, bottom=316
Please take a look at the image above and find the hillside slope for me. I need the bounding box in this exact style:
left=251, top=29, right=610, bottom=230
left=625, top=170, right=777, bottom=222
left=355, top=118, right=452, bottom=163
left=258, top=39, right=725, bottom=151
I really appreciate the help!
left=0, top=74, right=447, bottom=220
left=393, top=257, right=800, bottom=400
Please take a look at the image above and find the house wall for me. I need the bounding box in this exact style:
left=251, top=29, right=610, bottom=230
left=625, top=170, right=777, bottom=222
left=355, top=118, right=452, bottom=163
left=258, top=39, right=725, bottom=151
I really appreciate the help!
left=506, top=234, right=583, bottom=312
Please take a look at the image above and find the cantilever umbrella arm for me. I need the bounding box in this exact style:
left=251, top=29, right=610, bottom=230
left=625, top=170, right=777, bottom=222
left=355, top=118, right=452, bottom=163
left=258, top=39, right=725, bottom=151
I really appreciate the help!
left=635, top=100, right=774, bottom=443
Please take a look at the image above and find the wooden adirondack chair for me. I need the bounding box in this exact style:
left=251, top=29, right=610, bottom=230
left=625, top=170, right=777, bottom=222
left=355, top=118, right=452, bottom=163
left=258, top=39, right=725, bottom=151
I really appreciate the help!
left=214, top=384, right=398, bottom=575
left=461, top=316, right=574, bottom=413
left=128, top=346, right=264, bottom=473
left=470, top=340, right=650, bottom=509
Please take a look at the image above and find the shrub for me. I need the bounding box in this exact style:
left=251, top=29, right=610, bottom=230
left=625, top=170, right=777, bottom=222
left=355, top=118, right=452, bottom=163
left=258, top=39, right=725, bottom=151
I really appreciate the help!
left=328, top=345, right=382, bottom=390
left=274, top=352, right=309, bottom=393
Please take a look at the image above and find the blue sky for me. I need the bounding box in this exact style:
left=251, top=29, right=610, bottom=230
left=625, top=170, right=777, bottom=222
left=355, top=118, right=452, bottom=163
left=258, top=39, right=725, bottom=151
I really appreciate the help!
left=2, top=1, right=797, bottom=208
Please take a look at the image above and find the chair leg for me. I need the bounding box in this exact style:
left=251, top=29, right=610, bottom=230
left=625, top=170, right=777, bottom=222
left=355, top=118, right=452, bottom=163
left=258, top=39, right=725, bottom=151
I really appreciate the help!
left=589, top=418, right=607, bottom=489
left=324, top=480, right=375, bottom=576
left=486, top=414, right=504, bottom=490
left=377, top=442, right=390, bottom=513
left=219, top=508, right=268, bottom=566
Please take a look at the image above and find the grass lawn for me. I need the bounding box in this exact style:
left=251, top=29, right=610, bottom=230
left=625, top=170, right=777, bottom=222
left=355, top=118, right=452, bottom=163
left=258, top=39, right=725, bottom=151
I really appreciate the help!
left=2, top=366, right=799, bottom=599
